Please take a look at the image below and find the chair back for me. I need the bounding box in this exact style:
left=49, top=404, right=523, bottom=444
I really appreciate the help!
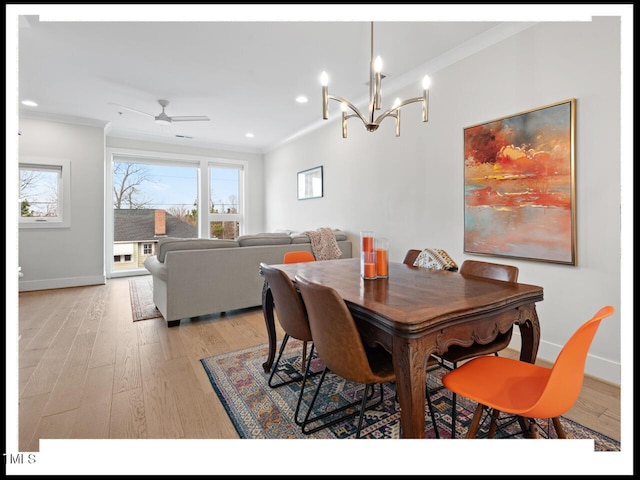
left=295, top=275, right=381, bottom=385
left=526, top=305, right=614, bottom=418
left=260, top=263, right=312, bottom=342
left=404, top=248, right=458, bottom=271
left=402, top=249, right=422, bottom=266
left=459, top=260, right=519, bottom=283
left=284, top=251, right=315, bottom=263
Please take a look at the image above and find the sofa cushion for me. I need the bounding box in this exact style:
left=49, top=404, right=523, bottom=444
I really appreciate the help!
left=332, top=230, right=347, bottom=241
left=290, top=234, right=311, bottom=244
left=157, top=237, right=239, bottom=262
left=237, top=233, right=292, bottom=247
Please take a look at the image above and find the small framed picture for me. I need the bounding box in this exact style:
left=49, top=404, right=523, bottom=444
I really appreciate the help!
left=297, top=166, right=323, bottom=200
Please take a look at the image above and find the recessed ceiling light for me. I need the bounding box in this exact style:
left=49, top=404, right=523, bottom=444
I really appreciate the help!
left=245, top=133, right=254, bottom=138
left=21, top=100, right=38, bottom=107
left=296, top=96, right=308, bottom=103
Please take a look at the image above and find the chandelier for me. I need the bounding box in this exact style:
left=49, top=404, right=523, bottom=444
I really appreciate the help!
left=321, top=22, right=430, bottom=138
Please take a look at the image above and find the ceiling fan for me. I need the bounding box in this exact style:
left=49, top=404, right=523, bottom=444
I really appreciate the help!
left=109, top=99, right=210, bottom=125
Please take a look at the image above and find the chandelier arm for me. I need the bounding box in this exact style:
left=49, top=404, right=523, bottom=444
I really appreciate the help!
left=374, top=96, right=428, bottom=125
left=374, top=109, right=397, bottom=126
left=392, top=96, right=425, bottom=110
left=320, top=21, right=430, bottom=137
left=327, top=94, right=370, bottom=126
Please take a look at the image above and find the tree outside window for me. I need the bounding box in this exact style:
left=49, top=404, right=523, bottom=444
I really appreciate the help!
left=19, top=158, right=71, bottom=228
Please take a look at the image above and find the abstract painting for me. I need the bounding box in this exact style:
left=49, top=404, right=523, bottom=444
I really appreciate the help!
left=463, top=99, right=576, bottom=264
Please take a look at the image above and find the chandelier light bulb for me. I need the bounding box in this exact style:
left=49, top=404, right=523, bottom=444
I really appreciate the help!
left=422, top=75, right=431, bottom=90
left=320, top=71, right=329, bottom=87
left=373, top=56, right=383, bottom=73
left=393, top=98, right=401, bottom=109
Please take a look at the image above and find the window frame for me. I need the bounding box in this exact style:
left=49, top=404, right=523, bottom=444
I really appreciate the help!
left=19, top=157, right=71, bottom=229
left=208, top=162, right=245, bottom=239
left=105, top=147, right=248, bottom=278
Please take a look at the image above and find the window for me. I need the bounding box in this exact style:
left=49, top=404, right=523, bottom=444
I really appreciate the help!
left=111, top=159, right=198, bottom=273
left=106, top=147, right=248, bottom=278
left=19, top=157, right=71, bottom=228
left=209, top=163, right=244, bottom=239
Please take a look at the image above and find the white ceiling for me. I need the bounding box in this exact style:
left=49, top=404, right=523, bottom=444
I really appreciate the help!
left=15, top=6, right=543, bottom=153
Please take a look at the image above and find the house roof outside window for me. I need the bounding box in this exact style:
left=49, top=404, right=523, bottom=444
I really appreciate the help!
left=114, top=209, right=197, bottom=242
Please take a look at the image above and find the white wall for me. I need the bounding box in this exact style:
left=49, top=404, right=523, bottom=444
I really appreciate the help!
left=263, top=18, right=623, bottom=384
left=18, top=117, right=107, bottom=291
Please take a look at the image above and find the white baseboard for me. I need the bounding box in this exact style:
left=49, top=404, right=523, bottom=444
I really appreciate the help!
left=18, top=275, right=106, bottom=292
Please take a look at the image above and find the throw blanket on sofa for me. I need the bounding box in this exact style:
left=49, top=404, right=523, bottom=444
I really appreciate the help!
left=304, top=227, right=343, bottom=261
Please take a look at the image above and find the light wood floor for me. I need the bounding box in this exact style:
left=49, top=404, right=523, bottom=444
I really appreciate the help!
left=16, top=277, right=620, bottom=452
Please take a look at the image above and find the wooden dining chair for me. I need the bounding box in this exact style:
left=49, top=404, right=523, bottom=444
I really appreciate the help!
left=295, top=274, right=440, bottom=438
left=402, top=249, right=422, bottom=266
left=282, top=250, right=316, bottom=369
left=404, top=253, right=519, bottom=437
left=439, top=259, right=519, bottom=435
left=259, top=263, right=320, bottom=425
left=442, top=305, right=614, bottom=439
left=406, top=247, right=459, bottom=271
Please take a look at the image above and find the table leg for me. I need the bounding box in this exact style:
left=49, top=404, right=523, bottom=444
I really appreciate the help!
left=516, top=303, right=541, bottom=434
left=392, top=337, right=429, bottom=439
left=517, top=304, right=541, bottom=364
left=261, top=280, right=276, bottom=373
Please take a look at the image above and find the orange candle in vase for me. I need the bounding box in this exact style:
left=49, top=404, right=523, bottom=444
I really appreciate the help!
left=362, top=250, right=377, bottom=279
left=375, top=237, right=389, bottom=278
left=376, top=248, right=388, bottom=278
left=364, top=261, right=377, bottom=279
left=361, top=231, right=374, bottom=253
left=362, top=236, right=374, bottom=252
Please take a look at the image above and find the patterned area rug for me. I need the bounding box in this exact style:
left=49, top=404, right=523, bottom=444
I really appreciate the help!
left=201, top=341, right=620, bottom=449
left=128, top=275, right=162, bottom=322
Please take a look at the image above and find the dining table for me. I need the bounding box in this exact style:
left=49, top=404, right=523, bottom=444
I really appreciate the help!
left=259, top=257, right=544, bottom=439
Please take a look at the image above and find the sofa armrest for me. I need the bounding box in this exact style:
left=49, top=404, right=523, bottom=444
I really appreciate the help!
left=143, top=255, right=167, bottom=282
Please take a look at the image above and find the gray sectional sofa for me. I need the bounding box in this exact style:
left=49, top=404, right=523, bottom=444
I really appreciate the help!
left=143, top=230, right=352, bottom=326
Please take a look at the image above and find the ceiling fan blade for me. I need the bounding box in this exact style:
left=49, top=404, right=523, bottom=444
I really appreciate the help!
left=170, top=116, right=211, bottom=122
left=108, top=102, right=155, bottom=118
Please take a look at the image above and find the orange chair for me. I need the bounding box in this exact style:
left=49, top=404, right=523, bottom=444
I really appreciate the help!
left=283, top=251, right=315, bottom=263
left=436, top=260, right=520, bottom=435
left=405, top=253, right=519, bottom=437
left=442, top=305, right=615, bottom=439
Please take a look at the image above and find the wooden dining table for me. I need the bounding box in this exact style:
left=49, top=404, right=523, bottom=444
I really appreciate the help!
left=260, top=257, right=544, bottom=439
